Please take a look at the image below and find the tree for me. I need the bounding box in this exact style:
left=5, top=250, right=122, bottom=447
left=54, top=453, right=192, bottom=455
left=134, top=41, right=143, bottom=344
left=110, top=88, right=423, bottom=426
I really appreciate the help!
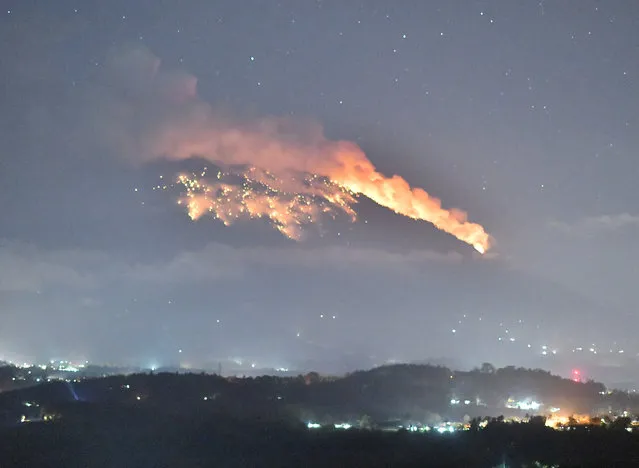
left=608, top=416, right=631, bottom=431
left=358, top=414, right=373, bottom=429
left=480, top=363, right=496, bottom=374
left=305, top=372, right=320, bottom=385
left=0, top=365, right=17, bottom=389
left=469, top=417, right=481, bottom=432
left=528, top=415, right=546, bottom=426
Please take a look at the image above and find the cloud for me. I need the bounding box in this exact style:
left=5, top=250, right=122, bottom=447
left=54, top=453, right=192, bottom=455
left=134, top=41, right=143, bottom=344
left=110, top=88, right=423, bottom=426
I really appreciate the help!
left=549, top=213, right=639, bottom=236
left=0, top=239, right=463, bottom=292
left=117, top=244, right=464, bottom=284
left=0, top=240, right=100, bottom=292
left=128, top=244, right=463, bottom=283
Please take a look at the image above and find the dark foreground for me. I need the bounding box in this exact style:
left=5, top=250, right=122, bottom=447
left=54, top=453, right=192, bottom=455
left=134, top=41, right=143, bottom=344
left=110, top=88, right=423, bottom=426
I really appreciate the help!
left=2, top=406, right=639, bottom=468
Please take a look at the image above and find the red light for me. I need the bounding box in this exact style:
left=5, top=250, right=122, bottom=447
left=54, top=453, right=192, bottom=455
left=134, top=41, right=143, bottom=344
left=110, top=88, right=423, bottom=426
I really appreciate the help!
left=572, top=369, right=582, bottom=383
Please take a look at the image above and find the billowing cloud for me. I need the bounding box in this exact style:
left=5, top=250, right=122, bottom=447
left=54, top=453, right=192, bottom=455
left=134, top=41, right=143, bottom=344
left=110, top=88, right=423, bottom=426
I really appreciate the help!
left=0, top=240, right=462, bottom=292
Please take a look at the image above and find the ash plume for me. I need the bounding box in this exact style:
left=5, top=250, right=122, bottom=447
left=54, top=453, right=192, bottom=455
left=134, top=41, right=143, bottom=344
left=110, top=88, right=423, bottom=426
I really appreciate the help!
left=79, top=46, right=492, bottom=252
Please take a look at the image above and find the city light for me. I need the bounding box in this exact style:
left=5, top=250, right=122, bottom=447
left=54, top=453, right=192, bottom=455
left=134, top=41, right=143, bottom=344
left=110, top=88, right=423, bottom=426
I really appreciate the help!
left=506, top=398, right=541, bottom=411
left=334, top=423, right=352, bottom=430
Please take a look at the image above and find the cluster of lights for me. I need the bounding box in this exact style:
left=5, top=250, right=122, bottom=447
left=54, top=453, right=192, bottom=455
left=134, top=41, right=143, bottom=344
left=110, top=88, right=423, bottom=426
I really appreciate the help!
left=450, top=398, right=472, bottom=406
left=334, top=423, right=352, bottom=430
left=436, top=426, right=455, bottom=434
left=449, top=315, right=631, bottom=362
left=506, top=398, right=541, bottom=411
left=175, top=167, right=357, bottom=240
left=12, top=360, right=87, bottom=372
left=306, top=421, right=459, bottom=433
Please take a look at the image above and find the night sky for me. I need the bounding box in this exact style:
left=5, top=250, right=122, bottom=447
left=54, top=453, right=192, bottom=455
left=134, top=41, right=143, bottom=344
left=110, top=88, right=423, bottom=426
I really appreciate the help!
left=1, top=1, right=638, bottom=379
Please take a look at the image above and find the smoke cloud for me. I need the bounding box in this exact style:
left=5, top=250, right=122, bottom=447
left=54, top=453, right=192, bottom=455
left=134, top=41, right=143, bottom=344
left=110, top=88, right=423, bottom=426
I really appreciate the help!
left=80, top=45, right=492, bottom=252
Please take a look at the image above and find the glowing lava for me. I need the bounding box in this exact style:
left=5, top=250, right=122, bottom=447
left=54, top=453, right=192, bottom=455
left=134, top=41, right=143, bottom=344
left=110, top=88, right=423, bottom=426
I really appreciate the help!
left=176, top=167, right=357, bottom=240
left=173, top=152, right=492, bottom=253
left=324, top=145, right=492, bottom=253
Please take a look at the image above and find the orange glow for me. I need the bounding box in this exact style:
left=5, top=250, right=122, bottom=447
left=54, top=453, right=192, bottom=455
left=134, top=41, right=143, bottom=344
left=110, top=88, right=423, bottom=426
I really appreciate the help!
left=326, top=144, right=492, bottom=253
left=174, top=144, right=492, bottom=252
left=177, top=168, right=357, bottom=240
left=545, top=414, right=592, bottom=428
